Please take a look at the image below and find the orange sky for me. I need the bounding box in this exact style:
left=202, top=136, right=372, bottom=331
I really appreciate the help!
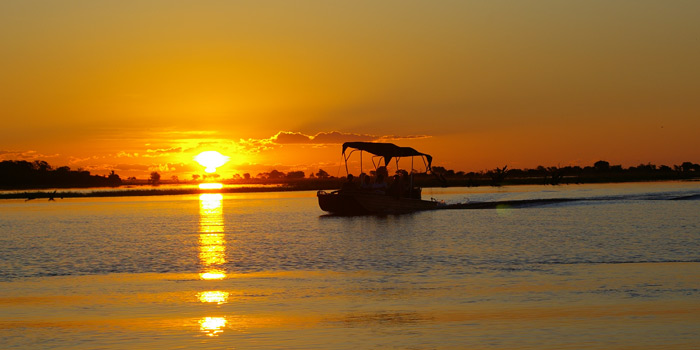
left=2, top=1, right=699, bottom=179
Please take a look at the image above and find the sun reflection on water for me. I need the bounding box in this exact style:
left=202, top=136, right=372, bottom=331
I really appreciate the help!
left=199, top=316, right=227, bottom=336
left=199, top=271, right=227, bottom=280
left=199, top=193, right=226, bottom=280
left=200, top=193, right=224, bottom=212
left=199, top=182, right=224, bottom=190
left=198, top=291, right=230, bottom=304
left=197, top=193, right=231, bottom=336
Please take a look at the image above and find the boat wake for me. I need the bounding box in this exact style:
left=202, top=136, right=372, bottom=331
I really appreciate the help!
left=439, top=191, right=700, bottom=210
left=440, top=198, right=580, bottom=209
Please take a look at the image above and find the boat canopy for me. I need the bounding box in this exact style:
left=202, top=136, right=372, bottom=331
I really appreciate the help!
left=342, top=142, right=433, bottom=170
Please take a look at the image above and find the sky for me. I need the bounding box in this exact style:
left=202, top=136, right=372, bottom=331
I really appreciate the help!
left=2, top=1, right=699, bottom=179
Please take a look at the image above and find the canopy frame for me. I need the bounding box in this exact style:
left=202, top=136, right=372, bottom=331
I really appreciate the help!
left=341, top=141, right=433, bottom=175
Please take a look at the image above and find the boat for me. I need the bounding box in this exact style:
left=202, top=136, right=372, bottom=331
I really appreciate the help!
left=317, top=141, right=442, bottom=215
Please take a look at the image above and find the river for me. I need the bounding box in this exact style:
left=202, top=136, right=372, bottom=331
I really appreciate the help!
left=1, top=182, right=698, bottom=349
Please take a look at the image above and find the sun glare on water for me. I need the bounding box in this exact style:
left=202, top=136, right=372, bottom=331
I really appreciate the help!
left=199, top=183, right=223, bottom=190
left=199, top=317, right=227, bottom=336
left=195, top=151, right=229, bottom=173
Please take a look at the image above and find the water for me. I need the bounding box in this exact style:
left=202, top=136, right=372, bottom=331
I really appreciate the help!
left=1, top=182, right=699, bottom=349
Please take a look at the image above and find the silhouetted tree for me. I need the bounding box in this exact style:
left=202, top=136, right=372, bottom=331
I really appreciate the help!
left=681, top=162, right=699, bottom=172
left=316, top=169, right=329, bottom=179
left=547, top=166, right=562, bottom=185
left=33, top=160, right=51, bottom=172
left=149, top=171, right=161, bottom=185
left=267, top=170, right=285, bottom=180
left=488, top=165, right=508, bottom=186
left=107, top=170, right=122, bottom=186
left=431, top=166, right=447, bottom=174
left=594, top=160, right=610, bottom=171
left=286, top=171, right=305, bottom=179
left=632, top=163, right=656, bottom=172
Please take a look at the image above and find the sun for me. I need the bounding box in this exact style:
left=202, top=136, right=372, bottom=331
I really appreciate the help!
left=195, top=151, right=230, bottom=173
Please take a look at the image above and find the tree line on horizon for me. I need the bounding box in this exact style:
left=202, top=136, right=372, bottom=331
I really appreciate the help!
left=192, top=159, right=700, bottom=187
left=233, top=160, right=700, bottom=183
left=429, top=160, right=700, bottom=186
left=1, top=159, right=699, bottom=189
left=0, top=160, right=122, bottom=189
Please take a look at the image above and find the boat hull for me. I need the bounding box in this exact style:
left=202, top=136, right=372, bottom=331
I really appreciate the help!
left=317, top=190, right=439, bottom=215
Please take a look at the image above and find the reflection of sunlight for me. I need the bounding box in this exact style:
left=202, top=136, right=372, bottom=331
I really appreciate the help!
left=199, top=194, right=226, bottom=280
left=200, top=270, right=227, bottom=280
left=200, top=193, right=224, bottom=210
left=200, top=246, right=226, bottom=265
left=199, top=317, right=227, bottom=336
left=198, top=291, right=230, bottom=304
left=199, top=182, right=224, bottom=190
left=196, top=193, right=229, bottom=337
left=201, top=233, right=225, bottom=245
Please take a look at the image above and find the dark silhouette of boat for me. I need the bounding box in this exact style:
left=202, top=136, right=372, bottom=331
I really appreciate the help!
left=317, top=142, right=441, bottom=215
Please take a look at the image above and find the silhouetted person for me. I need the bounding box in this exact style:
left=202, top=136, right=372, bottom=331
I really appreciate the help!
left=400, top=172, right=413, bottom=197
left=373, top=173, right=388, bottom=194
left=388, top=174, right=402, bottom=197
left=341, top=174, right=357, bottom=192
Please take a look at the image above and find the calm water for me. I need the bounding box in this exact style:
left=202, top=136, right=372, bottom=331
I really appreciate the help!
left=1, top=182, right=699, bottom=349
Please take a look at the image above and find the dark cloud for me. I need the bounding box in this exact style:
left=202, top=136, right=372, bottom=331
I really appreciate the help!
left=270, top=131, right=430, bottom=145
left=237, top=131, right=430, bottom=153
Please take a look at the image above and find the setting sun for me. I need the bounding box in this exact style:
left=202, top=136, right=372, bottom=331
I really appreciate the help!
left=195, top=151, right=229, bottom=173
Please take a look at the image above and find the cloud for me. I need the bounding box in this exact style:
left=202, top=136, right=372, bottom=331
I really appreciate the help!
left=237, top=137, right=276, bottom=153
left=0, top=150, right=59, bottom=161
left=375, top=134, right=432, bottom=142
left=152, top=130, right=219, bottom=137
left=271, top=131, right=430, bottom=145
left=146, top=147, right=183, bottom=154
left=236, top=131, right=431, bottom=153
left=148, top=163, right=188, bottom=173
left=113, top=163, right=152, bottom=172
left=116, top=151, right=140, bottom=158
left=272, top=131, right=375, bottom=144
left=181, top=140, right=237, bottom=153
left=68, top=156, right=100, bottom=164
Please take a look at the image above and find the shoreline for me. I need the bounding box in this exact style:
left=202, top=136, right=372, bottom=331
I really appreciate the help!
left=1, top=178, right=698, bottom=200
left=0, top=184, right=332, bottom=200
